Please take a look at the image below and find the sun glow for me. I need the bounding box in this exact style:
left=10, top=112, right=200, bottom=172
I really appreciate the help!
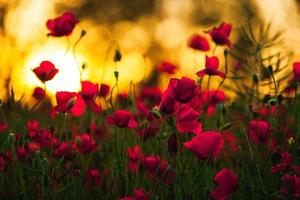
left=23, top=42, right=86, bottom=96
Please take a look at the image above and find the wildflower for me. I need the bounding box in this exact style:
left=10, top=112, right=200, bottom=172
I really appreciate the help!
left=107, top=110, right=137, bottom=128
left=76, top=133, right=95, bottom=154
left=196, top=56, right=225, bottom=78
left=137, top=87, right=162, bottom=115
left=249, top=120, right=272, bottom=144
left=281, top=174, right=300, bottom=198
left=33, top=61, right=59, bottom=83
left=99, top=83, right=110, bottom=98
left=188, top=34, right=210, bottom=51
left=176, top=104, right=202, bottom=135
left=51, top=91, right=85, bottom=117
left=211, top=168, right=239, bottom=200
left=207, top=22, right=232, bottom=48
left=0, top=122, right=8, bottom=133
left=81, top=81, right=102, bottom=113
left=32, top=87, right=46, bottom=100
left=46, top=12, right=78, bottom=37
left=128, top=145, right=143, bottom=173
left=158, top=61, right=178, bottom=74
left=183, top=131, right=224, bottom=160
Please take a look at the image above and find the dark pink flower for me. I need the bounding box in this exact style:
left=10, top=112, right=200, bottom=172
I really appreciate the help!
left=81, top=81, right=102, bottom=113
left=107, top=110, right=137, bottom=128
left=281, top=174, right=300, bottom=198
left=176, top=104, right=202, bottom=135
left=137, top=87, right=162, bottom=115
left=51, top=91, right=85, bottom=117
left=128, top=145, right=143, bottom=173
left=188, top=34, right=210, bottom=51
left=211, top=168, right=239, bottom=200
left=27, top=120, right=39, bottom=139
left=76, top=133, right=95, bottom=154
left=16, top=146, right=27, bottom=160
left=54, top=142, right=72, bottom=158
left=32, top=87, right=46, bottom=100
left=249, top=120, right=272, bottom=144
left=99, top=83, right=110, bottom=98
left=191, top=90, right=226, bottom=115
left=86, top=168, right=101, bottom=187
left=207, top=22, right=232, bottom=48
left=293, top=62, right=300, bottom=81
left=158, top=61, right=178, bottom=74
left=46, top=12, right=79, bottom=37
left=0, top=122, right=8, bottom=133
left=33, top=61, right=59, bottom=83
left=183, top=131, right=224, bottom=160
left=196, top=56, right=225, bottom=78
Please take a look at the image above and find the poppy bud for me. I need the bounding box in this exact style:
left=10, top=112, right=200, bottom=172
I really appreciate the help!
left=268, top=65, right=273, bottom=74
left=114, top=49, right=122, bottom=62
left=151, top=108, right=161, bottom=119
left=8, top=133, right=15, bottom=144
left=263, top=94, right=271, bottom=104
left=114, top=71, right=119, bottom=80
left=268, top=99, right=277, bottom=106
left=252, top=73, right=259, bottom=84
left=224, top=49, right=229, bottom=57
left=81, top=30, right=87, bottom=37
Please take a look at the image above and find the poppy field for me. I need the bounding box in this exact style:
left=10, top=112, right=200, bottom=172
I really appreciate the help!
left=0, top=10, right=300, bottom=200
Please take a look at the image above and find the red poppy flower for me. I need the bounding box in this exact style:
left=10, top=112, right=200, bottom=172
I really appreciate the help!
left=38, top=129, right=53, bottom=148
left=196, top=56, right=225, bottom=78
left=107, top=110, right=137, bottom=128
left=176, top=104, right=202, bottom=135
left=81, top=81, right=102, bottom=113
left=46, top=12, right=79, bottom=37
left=281, top=174, right=300, bottom=198
left=0, top=157, right=4, bottom=173
left=188, top=34, right=210, bottom=51
left=128, top=145, right=143, bottom=173
left=137, top=87, right=162, bottom=115
left=120, top=188, right=149, bottom=200
left=284, top=62, right=300, bottom=94
left=76, top=133, right=95, bottom=154
left=293, top=62, right=300, bottom=81
left=99, top=83, right=110, bottom=98
left=33, top=61, right=59, bottom=83
left=191, top=90, right=226, bottom=115
left=54, top=142, right=72, bottom=158
left=143, top=155, right=163, bottom=173
left=28, top=142, right=40, bottom=153
left=270, top=149, right=299, bottom=174
left=86, top=168, right=101, bottom=187
left=207, top=22, right=232, bottom=48
left=249, top=120, right=272, bottom=144
left=183, top=131, right=224, bottom=160
left=16, top=146, right=27, bottom=160
left=211, top=168, right=239, bottom=200
left=137, top=124, right=158, bottom=140
left=0, top=122, right=8, bottom=133
left=32, top=87, right=46, bottom=100
left=51, top=91, right=85, bottom=117
left=26, top=120, right=39, bottom=139
left=223, top=132, right=239, bottom=155
left=158, top=61, right=178, bottom=74
left=159, top=93, right=177, bottom=115
left=163, top=77, right=196, bottom=104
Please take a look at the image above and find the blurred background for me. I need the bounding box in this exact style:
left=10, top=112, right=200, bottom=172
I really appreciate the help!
left=0, top=0, right=299, bottom=106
